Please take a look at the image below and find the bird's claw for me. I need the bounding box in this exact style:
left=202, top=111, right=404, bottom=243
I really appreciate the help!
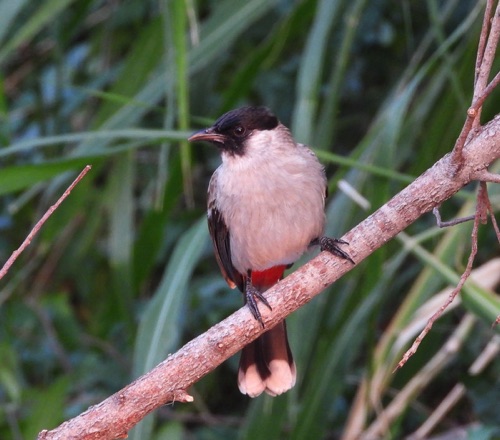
left=245, top=280, right=272, bottom=328
left=313, top=236, right=355, bottom=265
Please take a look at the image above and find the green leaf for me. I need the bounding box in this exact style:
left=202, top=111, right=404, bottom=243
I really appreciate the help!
left=0, top=129, right=189, bottom=160
left=292, top=0, right=343, bottom=143
left=107, top=152, right=136, bottom=332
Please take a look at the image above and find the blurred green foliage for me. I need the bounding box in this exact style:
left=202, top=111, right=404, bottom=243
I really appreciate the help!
left=0, top=0, right=499, bottom=439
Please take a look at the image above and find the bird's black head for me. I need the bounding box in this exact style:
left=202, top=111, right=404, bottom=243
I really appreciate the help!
left=188, top=106, right=279, bottom=156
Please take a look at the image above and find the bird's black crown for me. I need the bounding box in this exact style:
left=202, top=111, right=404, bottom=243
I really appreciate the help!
left=213, top=106, right=279, bottom=134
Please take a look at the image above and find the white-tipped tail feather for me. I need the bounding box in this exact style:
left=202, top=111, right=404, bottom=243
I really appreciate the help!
left=237, top=364, right=266, bottom=398
left=237, top=321, right=296, bottom=397
left=264, top=359, right=297, bottom=396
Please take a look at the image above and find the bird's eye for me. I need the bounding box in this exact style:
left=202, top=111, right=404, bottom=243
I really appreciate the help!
left=233, top=126, right=246, bottom=137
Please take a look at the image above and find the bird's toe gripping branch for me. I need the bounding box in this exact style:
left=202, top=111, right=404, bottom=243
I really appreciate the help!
left=313, top=236, right=355, bottom=265
left=244, top=278, right=272, bottom=328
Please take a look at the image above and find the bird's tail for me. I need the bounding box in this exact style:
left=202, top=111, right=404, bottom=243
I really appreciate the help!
left=237, top=266, right=296, bottom=397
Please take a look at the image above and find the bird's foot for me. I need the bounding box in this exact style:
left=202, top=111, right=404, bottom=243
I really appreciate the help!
left=312, top=236, right=355, bottom=264
left=245, top=279, right=272, bottom=328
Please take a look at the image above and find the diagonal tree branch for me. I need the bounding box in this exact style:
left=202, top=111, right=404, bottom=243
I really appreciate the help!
left=38, top=114, right=500, bottom=440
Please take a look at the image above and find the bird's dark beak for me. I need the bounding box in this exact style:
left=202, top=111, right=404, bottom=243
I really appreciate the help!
left=188, top=128, right=225, bottom=144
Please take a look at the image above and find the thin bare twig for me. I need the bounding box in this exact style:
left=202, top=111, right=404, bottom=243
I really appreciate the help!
left=480, top=183, right=500, bottom=242
left=0, top=165, right=92, bottom=281
left=451, top=67, right=500, bottom=163
left=473, top=0, right=500, bottom=114
left=452, top=72, right=500, bottom=160
left=469, top=70, right=500, bottom=119
left=475, top=169, right=500, bottom=184
left=395, top=183, right=487, bottom=370
left=432, top=206, right=475, bottom=227
left=480, top=181, right=500, bottom=327
left=451, top=1, right=500, bottom=162
left=475, top=0, right=494, bottom=83
left=475, top=180, right=500, bottom=329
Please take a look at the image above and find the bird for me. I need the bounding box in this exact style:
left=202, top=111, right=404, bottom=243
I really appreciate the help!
left=188, top=106, right=353, bottom=398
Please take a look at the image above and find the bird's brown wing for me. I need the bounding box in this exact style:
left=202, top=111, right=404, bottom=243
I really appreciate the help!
left=207, top=173, right=245, bottom=292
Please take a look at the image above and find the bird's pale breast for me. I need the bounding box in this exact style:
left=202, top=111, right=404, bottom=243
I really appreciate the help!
left=215, top=146, right=326, bottom=272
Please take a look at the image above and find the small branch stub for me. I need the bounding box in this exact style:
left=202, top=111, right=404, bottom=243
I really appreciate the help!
left=173, top=390, right=194, bottom=403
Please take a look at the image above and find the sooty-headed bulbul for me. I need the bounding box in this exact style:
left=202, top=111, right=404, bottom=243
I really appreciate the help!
left=188, top=106, right=353, bottom=398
